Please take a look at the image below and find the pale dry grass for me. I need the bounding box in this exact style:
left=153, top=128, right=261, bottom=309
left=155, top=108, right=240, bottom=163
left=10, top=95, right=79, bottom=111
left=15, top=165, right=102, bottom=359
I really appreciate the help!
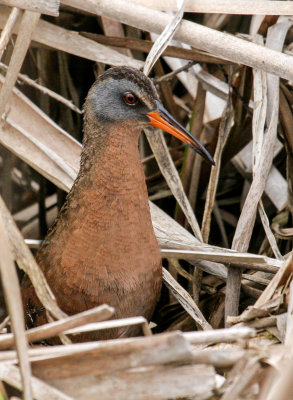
left=0, top=1, right=292, bottom=399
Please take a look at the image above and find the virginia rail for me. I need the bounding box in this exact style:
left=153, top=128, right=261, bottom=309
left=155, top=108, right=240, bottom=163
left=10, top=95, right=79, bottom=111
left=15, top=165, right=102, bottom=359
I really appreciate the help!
left=21, top=66, right=214, bottom=340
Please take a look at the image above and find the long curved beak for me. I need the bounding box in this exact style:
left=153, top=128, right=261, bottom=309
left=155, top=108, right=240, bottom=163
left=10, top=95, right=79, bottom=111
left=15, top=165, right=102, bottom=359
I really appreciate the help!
left=147, top=100, right=214, bottom=165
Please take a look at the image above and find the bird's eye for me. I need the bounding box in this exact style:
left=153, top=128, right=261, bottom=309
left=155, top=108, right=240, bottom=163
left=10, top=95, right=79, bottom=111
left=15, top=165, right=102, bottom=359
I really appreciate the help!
left=124, top=92, right=137, bottom=105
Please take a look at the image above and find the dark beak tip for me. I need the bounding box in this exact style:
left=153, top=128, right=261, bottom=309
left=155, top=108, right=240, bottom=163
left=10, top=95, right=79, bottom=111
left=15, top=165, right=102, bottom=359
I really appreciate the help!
left=190, top=144, right=215, bottom=166
left=149, top=101, right=215, bottom=166
left=206, top=156, right=215, bottom=166
left=206, top=153, right=215, bottom=166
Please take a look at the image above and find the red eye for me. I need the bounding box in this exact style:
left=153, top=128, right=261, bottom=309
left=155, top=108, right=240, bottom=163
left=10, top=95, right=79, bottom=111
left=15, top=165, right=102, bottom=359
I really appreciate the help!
left=124, top=92, right=137, bottom=105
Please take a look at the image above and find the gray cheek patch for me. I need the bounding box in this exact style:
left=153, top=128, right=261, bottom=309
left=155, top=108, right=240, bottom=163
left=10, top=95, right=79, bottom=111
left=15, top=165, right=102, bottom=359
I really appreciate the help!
left=91, top=79, right=153, bottom=123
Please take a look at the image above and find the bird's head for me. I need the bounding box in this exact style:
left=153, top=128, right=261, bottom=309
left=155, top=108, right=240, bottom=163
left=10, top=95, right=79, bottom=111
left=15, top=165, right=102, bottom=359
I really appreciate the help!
left=84, top=66, right=214, bottom=164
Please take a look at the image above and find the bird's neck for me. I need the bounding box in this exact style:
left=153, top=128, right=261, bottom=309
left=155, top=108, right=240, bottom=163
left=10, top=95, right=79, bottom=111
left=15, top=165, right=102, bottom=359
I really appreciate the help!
left=79, top=121, right=143, bottom=186
left=74, top=122, right=147, bottom=212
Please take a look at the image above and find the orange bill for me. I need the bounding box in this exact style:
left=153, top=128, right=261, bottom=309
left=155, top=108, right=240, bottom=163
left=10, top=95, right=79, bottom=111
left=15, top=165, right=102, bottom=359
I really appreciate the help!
left=147, top=100, right=214, bottom=165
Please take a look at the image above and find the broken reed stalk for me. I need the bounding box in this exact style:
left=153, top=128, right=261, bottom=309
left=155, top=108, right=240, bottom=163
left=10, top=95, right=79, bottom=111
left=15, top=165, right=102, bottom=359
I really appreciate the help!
left=66, top=316, right=152, bottom=337
left=0, top=7, right=21, bottom=60
left=0, top=0, right=60, bottom=16
left=184, top=326, right=255, bottom=344
left=0, top=7, right=143, bottom=69
left=0, top=10, right=40, bottom=117
left=0, top=305, right=114, bottom=350
left=62, top=0, right=293, bottom=80
left=130, top=0, right=293, bottom=15
left=0, top=215, right=32, bottom=399
left=50, top=364, right=215, bottom=400
left=82, top=33, right=231, bottom=65
left=143, top=0, right=185, bottom=76
left=160, top=249, right=281, bottom=271
left=30, top=332, right=193, bottom=381
left=0, top=364, right=72, bottom=400
left=163, top=268, right=212, bottom=330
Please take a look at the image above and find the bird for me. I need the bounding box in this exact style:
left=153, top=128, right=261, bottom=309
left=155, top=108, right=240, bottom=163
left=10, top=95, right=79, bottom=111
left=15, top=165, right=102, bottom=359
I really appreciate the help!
left=21, top=66, right=214, bottom=341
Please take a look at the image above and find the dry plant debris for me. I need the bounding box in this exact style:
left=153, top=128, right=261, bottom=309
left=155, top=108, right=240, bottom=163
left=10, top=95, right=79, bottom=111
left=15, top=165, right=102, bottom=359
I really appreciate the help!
left=0, top=0, right=292, bottom=399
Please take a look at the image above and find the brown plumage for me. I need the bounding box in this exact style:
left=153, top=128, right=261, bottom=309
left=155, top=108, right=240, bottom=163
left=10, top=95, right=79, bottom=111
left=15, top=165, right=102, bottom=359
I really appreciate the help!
left=21, top=66, right=214, bottom=341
